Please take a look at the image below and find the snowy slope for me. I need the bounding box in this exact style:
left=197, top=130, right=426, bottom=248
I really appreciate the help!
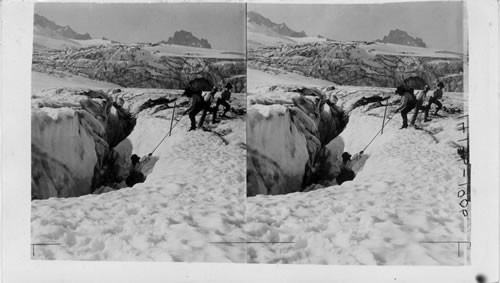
left=246, top=111, right=469, bottom=265
left=247, top=21, right=325, bottom=49
left=144, top=43, right=245, bottom=59
left=248, top=68, right=334, bottom=90
left=359, top=42, right=463, bottom=59
left=31, top=89, right=247, bottom=262
left=32, top=71, right=121, bottom=94
left=245, top=69, right=469, bottom=265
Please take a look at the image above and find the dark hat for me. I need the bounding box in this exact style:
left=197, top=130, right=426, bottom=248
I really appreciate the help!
left=225, top=83, right=233, bottom=90
left=183, top=86, right=192, bottom=96
left=395, top=85, right=406, bottom=95
left=437, top=82, right=444, bottom=88
left=131, top=154, right=140, bottom=164
left=342, top=152, right=352, bottom=162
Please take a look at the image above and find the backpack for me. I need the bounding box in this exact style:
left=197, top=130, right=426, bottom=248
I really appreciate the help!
left=416, top=90, right=427, bottom=101
left=202, top=91, right=213, bottom=104
left=405, top=92, right=416, bottom=109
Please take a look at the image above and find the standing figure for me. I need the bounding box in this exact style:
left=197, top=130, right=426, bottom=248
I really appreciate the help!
left=183, top=87, right=205, bottom=131
left=410, top=85, right=431, bottom=126
left=394, top=85, right=416, bottom=129
left=198, top=86, right=218, bottom=128
left=212, top=83, right=233, bottom=123
left=424, top=82, right=445, bottom=121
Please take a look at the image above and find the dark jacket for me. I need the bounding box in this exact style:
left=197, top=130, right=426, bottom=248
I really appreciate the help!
left=185, top=92, right=204, bottom=114
left=431, top=88, right=443, bottom=100
left=220, top=89, right=231, bottom=101
left=396, top=92, right=416, bottom=112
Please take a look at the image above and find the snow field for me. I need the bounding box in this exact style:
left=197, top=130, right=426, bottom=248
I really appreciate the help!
left=245, top=68, right=469, bottom=265
left=246, top=106, right=468, bottom=264
left=32, top=105, right=247, bottom=262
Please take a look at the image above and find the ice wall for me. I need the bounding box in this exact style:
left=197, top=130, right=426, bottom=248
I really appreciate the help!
left=31, top=89, right=136, bottom=199
left=247, top=86, right=348, bottom=196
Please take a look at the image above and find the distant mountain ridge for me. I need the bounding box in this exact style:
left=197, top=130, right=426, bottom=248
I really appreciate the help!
left=247, top=11, right=307, bottom=38
left=165, top=30, right=211, bottom=49
left=376, top=29, right=427, bottom=48
left=34, top=13, right=91, bottom=40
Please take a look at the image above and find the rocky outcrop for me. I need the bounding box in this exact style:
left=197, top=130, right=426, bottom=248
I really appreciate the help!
left=31, top=89, right=136, bottom=199
left=166, top=30, right=211, bottom=49
left=247, top=11, right=307, bottom=38
left=376, top=29, right=426, bottom=48
left=247, top=86, right=348, bottom=196
left=248, top=42, right=464, bottom=92
left=32, top=44, right=246, bottom=92
left=34, top=13, right=91, bottom=40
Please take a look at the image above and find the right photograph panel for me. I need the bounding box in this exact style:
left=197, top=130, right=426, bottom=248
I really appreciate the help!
left=246, top=2, right=469, bottom=265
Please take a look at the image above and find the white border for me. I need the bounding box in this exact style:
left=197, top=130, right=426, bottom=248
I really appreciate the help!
left=1, top=0, right=498, bottom=282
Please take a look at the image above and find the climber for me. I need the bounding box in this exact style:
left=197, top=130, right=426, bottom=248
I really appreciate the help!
left=424, top=82, right=445, bottom=120
left=341, top=152, right=352, bottom=167
left=394, top=85, right=416, bottom=129
left=125, top=154, right=146, bottom=187
left=212, top=83, right=233, bottom=123
left=337, top=152, right=355, bottom=185
left=198, top=86, right=218, bottom=128
left=410, top=85, right=431, bottom=126
left=183, top=86, right=205, bottom=131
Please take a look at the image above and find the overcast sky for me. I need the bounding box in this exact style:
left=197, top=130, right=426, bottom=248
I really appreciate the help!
left=249, top=2, right=465, bottom=52
left=35, top=3, right=246, bottom=52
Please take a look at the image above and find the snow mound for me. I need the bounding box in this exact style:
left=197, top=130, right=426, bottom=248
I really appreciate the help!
left=245, top=72, right=469, bottom=264
left=32, top=71, right=121, bottom=94
left=32, top=87, right=247, bottom=262
left=247, top=111, right=468, bottom=264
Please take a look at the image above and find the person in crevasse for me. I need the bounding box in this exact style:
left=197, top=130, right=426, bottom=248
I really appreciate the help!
left=212, top=83, right=233, bottom=123
left=198, top=86, right=218, bottom=128
left=394, top=85, right=416, bottom=129
left=424, top=82, right=445, bottom=120
left=410, top=84, right=431, bottom=126
left=336, top=152, right=356, bottom=185
left=125, top=154, right=146, bottom=187
left=183, top=86, right=205, bottom=131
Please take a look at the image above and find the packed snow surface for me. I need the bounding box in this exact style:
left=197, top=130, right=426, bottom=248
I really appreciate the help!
left=359, top=42, right=464, bottom=59
left=31, top=86, right=247, bottom=262
left=245, top=68, right=470, bottom=265
left=247, top=22, right=327, bottom=49
left=144, top=44, right=245, bottom=59
left=32, top=71, right=121, bottom=93
left=248, top=68, right=334, bottom=90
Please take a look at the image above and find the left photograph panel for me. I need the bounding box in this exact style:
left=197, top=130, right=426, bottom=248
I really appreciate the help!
left=31, top=3, right=247, bottom=262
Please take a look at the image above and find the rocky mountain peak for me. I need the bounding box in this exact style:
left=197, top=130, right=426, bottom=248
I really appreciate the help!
left=166, top=30, right=211, bottom=49
left=247, top=11, right=307, bottom=38
left=376, top=29, right=427, bottom=48
left=34, top=13, right=92, bottom=40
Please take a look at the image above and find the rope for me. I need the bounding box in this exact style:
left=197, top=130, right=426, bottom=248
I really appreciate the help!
left=149, top=105, right=185, bottom=155
left=359, top=106, right=398, bottom=154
